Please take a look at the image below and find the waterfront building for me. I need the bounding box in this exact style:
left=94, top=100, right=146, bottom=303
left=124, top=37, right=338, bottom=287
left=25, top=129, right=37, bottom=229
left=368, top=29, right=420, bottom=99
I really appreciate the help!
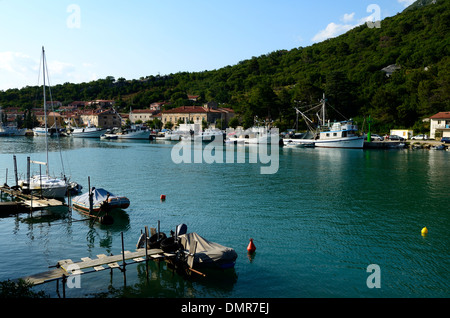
left=161, top=102, right=234, bottom=128
left=429, top=112, right=450, bottom=139
left=129, top=109, right=158, bottom=124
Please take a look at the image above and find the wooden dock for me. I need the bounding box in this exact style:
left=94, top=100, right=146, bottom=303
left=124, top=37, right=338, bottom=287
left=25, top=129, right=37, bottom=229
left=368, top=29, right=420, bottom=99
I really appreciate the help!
left=0, top=185, right=66, bottom=212
left=22, top=247, right=171, bottom=286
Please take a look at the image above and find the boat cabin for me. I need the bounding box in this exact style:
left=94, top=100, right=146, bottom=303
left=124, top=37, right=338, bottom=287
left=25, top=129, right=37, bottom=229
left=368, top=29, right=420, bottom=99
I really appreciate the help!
left=319, top=120, right=358, bottom=140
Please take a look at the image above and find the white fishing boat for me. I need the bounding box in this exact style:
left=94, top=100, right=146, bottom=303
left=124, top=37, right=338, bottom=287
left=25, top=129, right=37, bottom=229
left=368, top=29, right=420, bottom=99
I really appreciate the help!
left=285, top=94, right=364, bottom=149
left=71, top=121, right=107, bottom=138
left=19, top=47, right=68, bottom=199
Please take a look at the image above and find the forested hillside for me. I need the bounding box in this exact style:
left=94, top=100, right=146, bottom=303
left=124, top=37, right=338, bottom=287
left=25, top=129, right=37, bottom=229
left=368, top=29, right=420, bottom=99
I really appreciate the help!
left=1, top=0, right=448, bottom=132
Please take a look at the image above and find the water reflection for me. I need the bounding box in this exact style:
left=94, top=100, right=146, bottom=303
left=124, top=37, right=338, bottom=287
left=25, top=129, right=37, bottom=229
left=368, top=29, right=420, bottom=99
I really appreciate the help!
left=82, top=261, right=238, bottom=298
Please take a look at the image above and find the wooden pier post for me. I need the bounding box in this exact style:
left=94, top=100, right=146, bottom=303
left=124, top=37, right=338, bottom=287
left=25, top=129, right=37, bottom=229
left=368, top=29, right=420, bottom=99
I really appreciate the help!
left=13, top=155, right=18, bottom=187
left=4, top=168, right=7, bottom=187
left=145, top=232, right=149, bottom=278
left=27, top=157, right=30, bottom=190
left=121, top=232, right=127, bottom=286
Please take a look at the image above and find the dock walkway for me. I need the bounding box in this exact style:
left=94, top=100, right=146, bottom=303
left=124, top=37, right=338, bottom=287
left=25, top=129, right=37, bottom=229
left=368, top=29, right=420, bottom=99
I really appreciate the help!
left=0, top=185, right=66, bottom=211
left=22, top=247, right=172, bottom=286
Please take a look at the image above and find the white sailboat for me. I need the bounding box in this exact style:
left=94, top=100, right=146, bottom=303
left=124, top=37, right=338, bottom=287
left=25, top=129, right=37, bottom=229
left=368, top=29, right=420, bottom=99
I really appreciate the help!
left=19, top=47, right=68, bottom=199
left=283, top=93, right=364, bottom=149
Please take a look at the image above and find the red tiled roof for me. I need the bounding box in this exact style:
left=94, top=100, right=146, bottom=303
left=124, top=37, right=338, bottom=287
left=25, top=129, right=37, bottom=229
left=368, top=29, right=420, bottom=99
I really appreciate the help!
left=162, top=106, right=234, bottom=114
left=163, top=106, right=208, bottom=114
left=131, top=109, right=155, bottom=114
left=430, top=112, right=450, bottom=119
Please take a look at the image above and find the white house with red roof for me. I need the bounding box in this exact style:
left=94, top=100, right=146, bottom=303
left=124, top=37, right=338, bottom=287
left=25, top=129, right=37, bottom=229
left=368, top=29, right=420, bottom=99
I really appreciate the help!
left=429, top=111, right=450, bottom=139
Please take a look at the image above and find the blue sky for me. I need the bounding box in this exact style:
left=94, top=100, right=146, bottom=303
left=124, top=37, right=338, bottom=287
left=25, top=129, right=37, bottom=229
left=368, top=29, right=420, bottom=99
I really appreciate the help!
left=0, top=0, right=415, bottom=91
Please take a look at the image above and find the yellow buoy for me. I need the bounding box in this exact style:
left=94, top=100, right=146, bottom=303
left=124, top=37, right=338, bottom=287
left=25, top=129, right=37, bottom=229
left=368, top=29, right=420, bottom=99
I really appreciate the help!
left=421, top=227, right=428, bottom=236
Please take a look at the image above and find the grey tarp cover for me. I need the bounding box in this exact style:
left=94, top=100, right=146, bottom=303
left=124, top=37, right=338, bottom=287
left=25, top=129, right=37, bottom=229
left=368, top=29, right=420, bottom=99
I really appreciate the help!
left=179, top=232, right=237, bottom=266
left=72, top=188, right=115, bottom=210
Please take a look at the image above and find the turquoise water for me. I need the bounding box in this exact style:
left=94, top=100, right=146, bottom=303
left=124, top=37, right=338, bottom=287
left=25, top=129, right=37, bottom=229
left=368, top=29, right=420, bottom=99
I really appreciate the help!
left=0, top=136, right=448, bottom=298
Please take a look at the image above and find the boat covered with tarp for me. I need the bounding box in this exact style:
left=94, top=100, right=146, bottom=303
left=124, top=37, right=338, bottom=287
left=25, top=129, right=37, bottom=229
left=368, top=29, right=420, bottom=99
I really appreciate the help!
left=72, top=188, right=130, bottom=213
left=178, top=232, right=237, bottom=269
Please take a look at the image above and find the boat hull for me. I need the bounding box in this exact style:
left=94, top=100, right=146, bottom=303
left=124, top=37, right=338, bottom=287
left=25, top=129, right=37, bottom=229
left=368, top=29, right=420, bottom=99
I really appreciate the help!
left=285, top=136, right=364, bottom=149
left=72, top=129, right=107, bottom=138
left=20, top=175, right=68, bottom=199
left=108, top=131, right=151, bottom=139
left=72, top=196, right=130, bottom=213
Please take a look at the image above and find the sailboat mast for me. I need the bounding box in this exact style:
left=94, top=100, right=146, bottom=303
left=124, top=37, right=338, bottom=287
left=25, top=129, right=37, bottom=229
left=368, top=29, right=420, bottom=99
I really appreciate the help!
left=322, top=93, right=326, bottom=127
left=42, top=46, right=49, bottom=175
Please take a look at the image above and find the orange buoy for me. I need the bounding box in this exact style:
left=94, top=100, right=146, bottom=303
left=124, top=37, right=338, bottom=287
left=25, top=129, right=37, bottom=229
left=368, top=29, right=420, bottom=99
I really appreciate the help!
left=247, top=238, right=256, bottom=253
left=160, top=194, right=166, bottom=201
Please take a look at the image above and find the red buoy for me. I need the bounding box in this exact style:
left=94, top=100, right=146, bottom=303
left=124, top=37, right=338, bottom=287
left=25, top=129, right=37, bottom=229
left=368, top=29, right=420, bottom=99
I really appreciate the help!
left=247, top=238, right=256, bottom=253
left=160, top=194, right=166, bottom=201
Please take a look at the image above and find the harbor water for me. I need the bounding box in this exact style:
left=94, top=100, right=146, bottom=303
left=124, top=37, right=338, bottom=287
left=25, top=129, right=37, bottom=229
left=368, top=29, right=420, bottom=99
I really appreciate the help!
left=0, top=136, right=448, bottom=298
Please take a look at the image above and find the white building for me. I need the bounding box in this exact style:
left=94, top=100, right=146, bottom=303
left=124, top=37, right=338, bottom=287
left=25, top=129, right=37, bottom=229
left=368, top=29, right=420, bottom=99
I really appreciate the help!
left=129, top=109, right=157, bottom=123
left=429, top=112, right=450, bottom=139
left=390, top=129, right=413, bottom=140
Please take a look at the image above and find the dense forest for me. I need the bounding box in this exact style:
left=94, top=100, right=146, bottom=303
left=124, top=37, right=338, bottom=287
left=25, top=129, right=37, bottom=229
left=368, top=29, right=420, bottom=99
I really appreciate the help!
left=0, top=0, right=449, bottom=133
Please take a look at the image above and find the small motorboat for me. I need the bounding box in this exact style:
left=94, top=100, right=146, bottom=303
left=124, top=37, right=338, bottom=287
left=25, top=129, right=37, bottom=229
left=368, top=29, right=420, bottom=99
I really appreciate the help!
left=72, top=187, right=130, bottom=213
left=178, top=232, right=237, bottom=270
left=136, top=224, right=238, bottom=270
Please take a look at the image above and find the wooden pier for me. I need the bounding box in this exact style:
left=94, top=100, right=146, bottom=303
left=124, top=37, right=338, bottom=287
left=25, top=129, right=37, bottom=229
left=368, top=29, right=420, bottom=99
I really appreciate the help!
left=0, top=185, right=66, bottom=212
left=22, top=247, right=170, bottom=286
left=19, top=230, right=202, bottom=297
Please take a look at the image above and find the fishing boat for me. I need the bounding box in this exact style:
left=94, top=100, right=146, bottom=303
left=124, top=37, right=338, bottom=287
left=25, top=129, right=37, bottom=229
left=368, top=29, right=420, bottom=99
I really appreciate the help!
left=71, top=121, right=107, bottom=138
left=72, top=188, right=130, bottom=213
left=285, top=93, right=364, bottom=149
left=18, top=47, right=68, bottom=199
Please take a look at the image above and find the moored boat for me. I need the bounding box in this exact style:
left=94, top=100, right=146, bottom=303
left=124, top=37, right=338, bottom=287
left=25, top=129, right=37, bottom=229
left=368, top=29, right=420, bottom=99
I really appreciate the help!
left=288, top=93, right=364, bottom=149
left=72, top=188, right=130, bottom=213
left=19, top=47, right=69, bottom=199
left=179, top=232, right=238, bottom=270
left=71, top=122, right=107, bottom=138
left=104, top=125, right=150, bottom=140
